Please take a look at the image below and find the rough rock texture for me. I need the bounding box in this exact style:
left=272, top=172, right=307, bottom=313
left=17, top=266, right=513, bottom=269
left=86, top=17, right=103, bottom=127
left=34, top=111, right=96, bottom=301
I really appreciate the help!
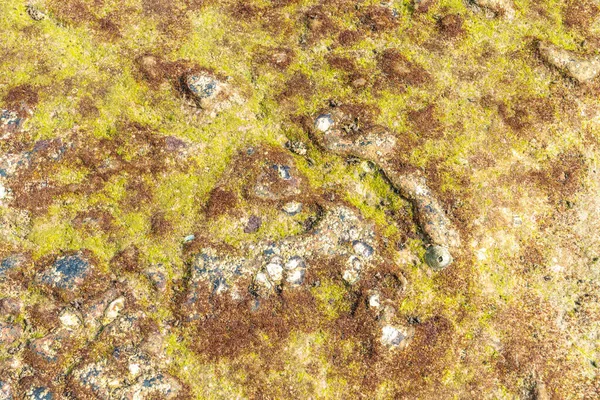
left=0, top=0, right=599, bottom=398
left=538, top=41, right=600, bottom=83
left=472, top=0, right=516, bottom=20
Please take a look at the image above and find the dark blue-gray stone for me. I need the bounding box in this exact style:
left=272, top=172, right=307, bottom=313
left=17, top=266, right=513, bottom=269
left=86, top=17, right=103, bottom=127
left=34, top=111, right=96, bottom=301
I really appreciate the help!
left=41, top=254, right=91, bottom=289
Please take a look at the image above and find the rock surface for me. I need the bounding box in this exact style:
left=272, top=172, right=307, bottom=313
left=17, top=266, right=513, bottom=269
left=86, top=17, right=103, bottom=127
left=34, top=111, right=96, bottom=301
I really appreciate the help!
left=0, top=1, right=598, bottom=398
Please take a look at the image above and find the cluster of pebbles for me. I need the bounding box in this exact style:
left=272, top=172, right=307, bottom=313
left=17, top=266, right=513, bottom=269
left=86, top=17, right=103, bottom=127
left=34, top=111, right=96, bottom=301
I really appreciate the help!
left=0, top=253, right=185, bottom=399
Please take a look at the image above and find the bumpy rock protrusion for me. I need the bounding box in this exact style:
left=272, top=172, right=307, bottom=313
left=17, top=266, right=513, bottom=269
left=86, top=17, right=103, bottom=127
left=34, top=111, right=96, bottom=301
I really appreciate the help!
left=472, top=0, right=516, bottom=20
left=182, top=70, right=242, bottom=116
left=538, top=41, right=600, bottom=83
left=311, top=107, right=461, bottom=258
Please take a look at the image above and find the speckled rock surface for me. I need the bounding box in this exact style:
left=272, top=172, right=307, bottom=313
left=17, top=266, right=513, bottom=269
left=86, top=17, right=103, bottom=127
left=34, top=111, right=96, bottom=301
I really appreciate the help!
left=1, top=0, right=599, bottom=398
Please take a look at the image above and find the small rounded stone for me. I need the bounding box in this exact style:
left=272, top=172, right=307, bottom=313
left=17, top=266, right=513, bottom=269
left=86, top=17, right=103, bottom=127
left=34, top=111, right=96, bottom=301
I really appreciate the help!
left=285, top=256, right=305, bottom=270
left=103, top=297, right=125, bottom=324
left=254, top=271, right=273, bottom=289
left=59, top=308, right=82, bottom=329
left=273, top=164, right=292, bottom=180
left=282, top=201, right=303, bottom=215
left=186, top=74, right=219, bottom=99
left=425, top=245, right=453, bottom=270
left=129, top=363, right=142, bottom=377
left=183, top=234, right=195, bottom=243
left=380, top=325, right=405, bottom=347
left=243, top=215, right=262, bottom=234
left=314, top=114, right=334, bottom=132
left=27, top=6, right=46, bottom=21
left=368, top=291, right=381, bottom=309
left=286, top=268, right=305, bottom=286
left=266, top=261, right=284, bottom=283
left=342, top=256, right=362, bottom=285
left=352, top=240, right=374, bottom=258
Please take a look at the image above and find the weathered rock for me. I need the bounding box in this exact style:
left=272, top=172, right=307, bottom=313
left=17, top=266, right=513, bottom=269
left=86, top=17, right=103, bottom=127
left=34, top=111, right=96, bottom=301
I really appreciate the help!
left=0, top=181, right=7, bottom=200
left=25, top=330, right=78, bottom=379
left=312, top=108, right=396, bottom=164
left=314, top=114, right=334, bottom=132
left=368, top=290, right=382, bottom=309
left=0, top=380, right=13, bottom=399
left=188, top=249, right=242, bottom=297
left=119, top=373, right=184, bottom=399
left=265, top=257, right=284, bottom=284
left=538, top=42, right=600, bottom=83
left=0, top=110, right=22, bottom=139
left=59, top=308, right=82, bottom=330
left=71, top=345, right=185, bottom=400
left=311, top=107, right=461, bottom=253
left=282, top=201, right=303, bottom=215
left=183, top=71, right=242, bottom=116
left=25, top=387, right=54, bottom=400
left=253, top=270, right=276, bottom=297
left=0, top=297, right=22, bottom=315
left=184, top=205, right=379, bottom=304
left=39, top=253, right=91, bottom=290
left=342, top=256, right=362, bottom=285
left=284, top=256, right=306, bottom=286
left=103, top=296, right=125, bottom=325
left=285, top=140, right=308, bottom=156
left=353, top=240, right=374, bottom=258
left=243, top=215, right=262, bottom=233
left=252, top=164, right=303, bottom=201
left=473, top=0, right=515, bottom=20
left=145, top=265, right=168, bottom=292
left=26, top=5, right=46, bottom=21
left=0, top=255, right=24, bottom=277
left=186, top=74, right=219, bottom=99
left=0, top=322, right=22, bottom=345
left=285, top=267, right=306, bottom=286
left=380, top=324, right=414, bottom=349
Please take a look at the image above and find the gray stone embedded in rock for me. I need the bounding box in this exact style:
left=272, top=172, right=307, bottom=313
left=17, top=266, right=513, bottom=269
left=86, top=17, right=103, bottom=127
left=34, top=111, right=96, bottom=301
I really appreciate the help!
left=265, top=258, right=284, bottom=283
left=352, top=240, right=374, bottom=258
left=425, top=245, right=453, bottom=270
left=380, top=325, right=404, bottom=347
left=244, top=215, right=262, bottom=233
left=285, top=140, right=308, bottom=156
left=0, top=110, right=21, bottom=137
left=40, top=253, right=91, bottom=289
left=26, top=387, right=54, bottom=400
left=59, top=307, right=82, bottom=330
left=285, top=256, right=306, bottom=270
left=273, top=164, right=292, bottom=180
left=286, top=268, right=305, bottom=286
left=0, top=381, right=13, bottom=400
left=186, top=74, right=220, bottom=100
left=284, top=256, right=306, bottom=286
left=314, top=114, right=334, bottom=132
left=282, top=201, right=303, bottom=215
left=26, top=5, right=46, bottom=21
left=342, top=256, right=362, bottom=285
